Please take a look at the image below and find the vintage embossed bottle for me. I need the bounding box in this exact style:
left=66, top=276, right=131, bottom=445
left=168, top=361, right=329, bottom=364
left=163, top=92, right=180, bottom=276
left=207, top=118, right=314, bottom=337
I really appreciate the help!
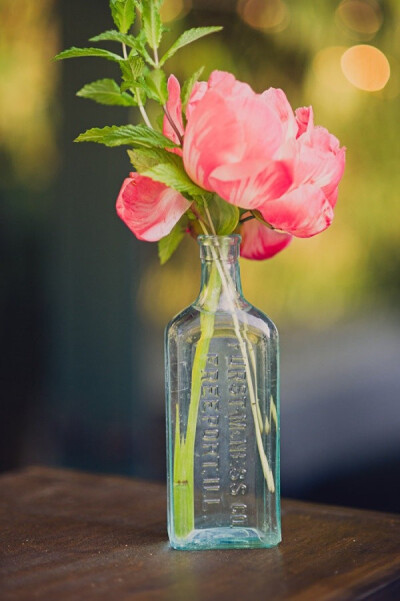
left=165, top=235, right=281, bottom=550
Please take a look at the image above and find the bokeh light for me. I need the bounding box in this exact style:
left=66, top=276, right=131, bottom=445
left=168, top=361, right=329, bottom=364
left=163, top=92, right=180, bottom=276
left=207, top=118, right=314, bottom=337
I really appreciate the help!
left=160, top=0, right=192, bottom=23
left=0, top=0, right=59, bottom=189
left=341, top=44, right=390, bottom=91
left=313, top=46, right=350, bottom=93
left=336, top=0, right=383, bottom=39
left=237, top=0, right=290, bottom=33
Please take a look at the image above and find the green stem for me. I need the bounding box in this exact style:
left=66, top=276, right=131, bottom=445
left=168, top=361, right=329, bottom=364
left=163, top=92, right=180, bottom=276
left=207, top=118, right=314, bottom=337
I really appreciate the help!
left=136, top=89, right=153, bottom=129
left=173, top=261, right=222, bottom=538
left=239, top=214, right=255, bottom=224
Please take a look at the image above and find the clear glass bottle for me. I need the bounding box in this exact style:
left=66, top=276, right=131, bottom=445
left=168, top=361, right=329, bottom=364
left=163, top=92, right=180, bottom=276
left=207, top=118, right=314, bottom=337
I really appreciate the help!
left=165, top=235, right=281, bottom=550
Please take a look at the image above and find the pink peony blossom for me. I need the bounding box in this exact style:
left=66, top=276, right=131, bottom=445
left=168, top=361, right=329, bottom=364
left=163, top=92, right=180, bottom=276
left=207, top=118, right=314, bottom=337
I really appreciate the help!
left=116, top=173, right=190, bottom=241
left=182, top=72, right=293, bottom=210
left=118, top=71, right=345, bottom=260
left=163, top=71, right=345, bottom=252
left=257, top=107, right=346, bottom=237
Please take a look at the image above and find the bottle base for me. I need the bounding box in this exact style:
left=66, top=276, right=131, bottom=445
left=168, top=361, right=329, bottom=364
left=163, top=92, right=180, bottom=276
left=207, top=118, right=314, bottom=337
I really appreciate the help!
left=169, top=526, right=281, bottom=551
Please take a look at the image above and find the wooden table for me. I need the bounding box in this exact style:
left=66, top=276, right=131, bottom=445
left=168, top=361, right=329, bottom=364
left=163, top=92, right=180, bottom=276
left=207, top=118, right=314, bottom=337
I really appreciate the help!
left=1, top=467, right=399, bottom=601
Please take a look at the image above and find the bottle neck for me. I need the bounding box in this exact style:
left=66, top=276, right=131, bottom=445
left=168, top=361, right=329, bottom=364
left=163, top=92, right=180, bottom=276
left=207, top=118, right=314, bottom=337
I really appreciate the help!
left=197, top=235, right=243, bottom=310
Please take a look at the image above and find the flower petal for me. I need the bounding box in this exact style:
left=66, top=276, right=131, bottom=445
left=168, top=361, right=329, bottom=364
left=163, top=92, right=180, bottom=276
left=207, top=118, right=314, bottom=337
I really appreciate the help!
left=322, top=146, right=346, bottom=207
left=186, top=81, right=207, bottom=120
left=163, top=75, right=184, bottom=155
left=183, top=70, right=285, bottom=190
left=261, top=183, right=334, bottom=238
left=294, top=129, right=346, bottom=207
left=241, top=220, right=292, bottom=260
left=262, top=88, right=298, bottom=143
left=183, top=87, right=246, bottom=190
left=295, top=106, right=314, bottom=137
left=209, top=159, right=292, bottom=209
left=116, top=173, right=190, bottom=242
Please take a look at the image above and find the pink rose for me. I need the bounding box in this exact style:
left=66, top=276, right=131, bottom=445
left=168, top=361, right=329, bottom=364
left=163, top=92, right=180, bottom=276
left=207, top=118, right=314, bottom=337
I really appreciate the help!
left=116, top=172, right=190, bottom=241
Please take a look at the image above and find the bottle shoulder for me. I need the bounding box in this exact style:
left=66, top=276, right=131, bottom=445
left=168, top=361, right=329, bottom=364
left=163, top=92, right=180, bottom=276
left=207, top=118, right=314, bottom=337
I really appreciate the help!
left=165, top=304, right=198, bottom=335
left=245, top=304, right=279, bottom=339
left=165, top=302, right=278, bottom=341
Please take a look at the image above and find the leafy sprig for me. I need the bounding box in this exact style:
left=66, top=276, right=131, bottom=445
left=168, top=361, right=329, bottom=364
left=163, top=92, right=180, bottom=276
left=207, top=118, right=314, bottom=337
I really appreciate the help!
left=55, top=0, right=226, bottom=263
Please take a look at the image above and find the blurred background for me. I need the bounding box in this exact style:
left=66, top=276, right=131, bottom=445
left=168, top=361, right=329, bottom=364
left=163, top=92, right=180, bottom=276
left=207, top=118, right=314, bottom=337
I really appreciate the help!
left=1, top=0, right=399, bottom=512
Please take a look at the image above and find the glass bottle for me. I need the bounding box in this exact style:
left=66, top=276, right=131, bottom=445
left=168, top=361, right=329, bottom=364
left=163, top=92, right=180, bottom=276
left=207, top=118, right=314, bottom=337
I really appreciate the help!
left=165, top=235, right=281, bottom=550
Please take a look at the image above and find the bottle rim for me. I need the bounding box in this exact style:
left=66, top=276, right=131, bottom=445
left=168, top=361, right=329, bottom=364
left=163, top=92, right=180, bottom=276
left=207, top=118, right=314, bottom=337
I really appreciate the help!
left=197, top=234, right=241, bottom=245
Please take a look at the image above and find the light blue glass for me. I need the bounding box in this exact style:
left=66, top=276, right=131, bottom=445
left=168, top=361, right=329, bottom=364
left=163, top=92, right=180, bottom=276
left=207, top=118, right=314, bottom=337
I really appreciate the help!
left=165, top=235, right=281, bottom=550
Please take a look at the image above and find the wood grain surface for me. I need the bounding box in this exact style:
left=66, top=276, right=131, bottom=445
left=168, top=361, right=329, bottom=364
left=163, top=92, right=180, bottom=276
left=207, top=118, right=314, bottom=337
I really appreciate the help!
left=0, top=466, right=399, bottom=601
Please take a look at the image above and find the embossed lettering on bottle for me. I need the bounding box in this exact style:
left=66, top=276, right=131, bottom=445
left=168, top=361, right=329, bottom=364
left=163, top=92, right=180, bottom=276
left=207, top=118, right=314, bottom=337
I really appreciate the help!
left=228, top=342, right=248, bottom=525
left=200, top=353, right=221, bottom=515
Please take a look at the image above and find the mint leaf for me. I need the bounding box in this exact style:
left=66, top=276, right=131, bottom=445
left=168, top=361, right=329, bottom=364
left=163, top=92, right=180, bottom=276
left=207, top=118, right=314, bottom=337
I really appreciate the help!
left=208, top=196, right=240, bottom=235
left=120, top=54, right=145, bottom=90
left=181, top=66, right=205, bottom=112
left=127, top=147, right=180, bottom=172
left=142, top=1, right=162, bottom=50
left=54, top=47, right=122, bottom=62
left=90, top=30, right=155, bottom=66
left=75, top=125, right=177, bottom=148
left=90, top=30, right=137, bottom=48
left=143, top=162, right=205, bottom=196
left=134, top=29, right=156, bottom=66
left=160, top=27, right=222, bottom=66
left=144, top=69, right=167, bottom=104
left=158, top=221, right=186, bottom=265
left=77, top=79, right=136, bottom=106
left=110, top=0, right=136, bottom=34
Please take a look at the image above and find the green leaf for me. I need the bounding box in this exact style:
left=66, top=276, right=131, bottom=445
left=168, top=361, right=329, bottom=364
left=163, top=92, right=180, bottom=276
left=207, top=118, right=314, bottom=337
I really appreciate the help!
left=158, top=221, right=186, bottom=265
left=181, top=66, right=205, bottom=112
left=90, top=30, right=137, bottom=48
left=155, top=112, right=164, bottom=131
left=110, top=0, right=136, bottom=34
left=160, top=27, right=222, bottom=66
left=142, top=1, right=162, bottom=50
left=54, top=46, right=122, bottom=62
left=90, top=30, right=155, bottom=66
left=127, top=147, right=180, bottom=172
left=144, top=69, right=167, bottom=104
left=77, top=79, right=136, bottom=106
left=134, top=29, right=156, bottom=65
left=208, top=196, right=240, bottom=235
left=119, top=54, right=145, bottom=90
left=75, top=124, right=177, bottom=148
left=143, top=162, right=205, bottom=197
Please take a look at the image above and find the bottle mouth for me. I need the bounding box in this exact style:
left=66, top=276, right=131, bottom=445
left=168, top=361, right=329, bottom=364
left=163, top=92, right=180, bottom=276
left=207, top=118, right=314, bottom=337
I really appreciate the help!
left=198, top=234, right=241, bottom=261
left=197, top=234, right=241, bottom=246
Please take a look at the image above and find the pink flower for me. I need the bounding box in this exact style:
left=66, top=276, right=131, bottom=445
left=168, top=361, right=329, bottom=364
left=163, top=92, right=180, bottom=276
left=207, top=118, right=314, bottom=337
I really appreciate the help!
left=163, top=71, right=345, bottom=250
left=258, top=107, right=346, bottom=237
left=241, top=220, right=292, bottom=260
left=163, top=75, right=184, bottom=155
left=163, top=75, right=207, bottom=156
left=116, top=172, right=190, bottom=241
left=182, top=72, right=293, bottom=210
left=118, top=71, right=345, bottom=260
